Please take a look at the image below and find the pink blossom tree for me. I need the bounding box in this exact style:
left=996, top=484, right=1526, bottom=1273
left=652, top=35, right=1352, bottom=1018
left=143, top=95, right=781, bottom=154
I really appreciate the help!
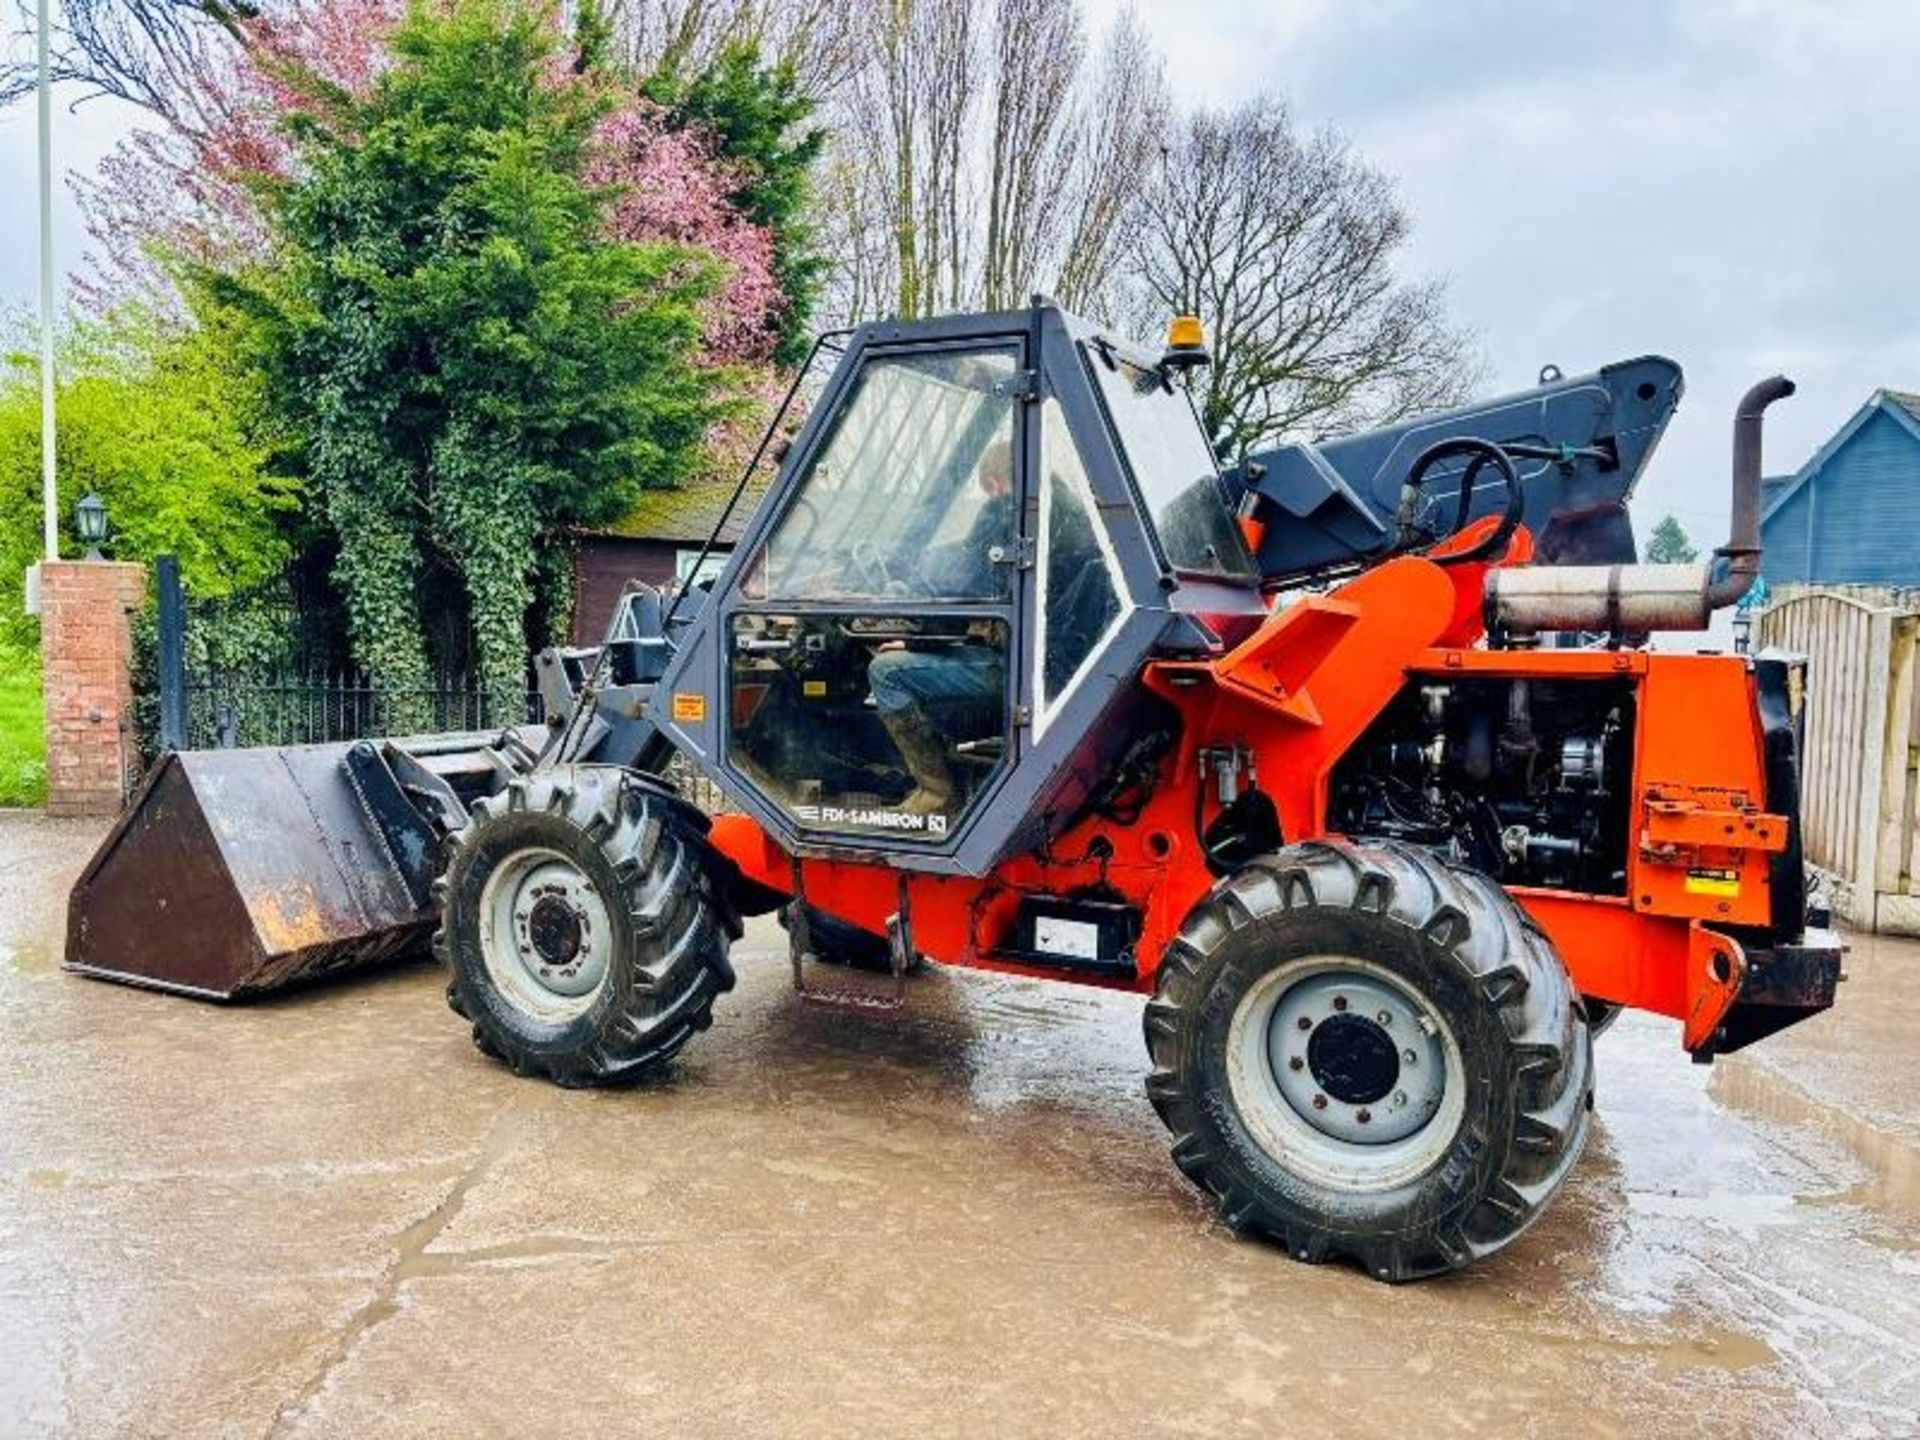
left=589, top=101, right=785, bottom=368
left=77, top=1, right=789, bottom=397
left=74, top=0, right=399, bottom=309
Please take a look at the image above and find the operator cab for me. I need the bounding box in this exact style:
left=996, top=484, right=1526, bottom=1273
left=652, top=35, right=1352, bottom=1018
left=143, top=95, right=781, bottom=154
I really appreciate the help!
left=654, top=302, right=1266, bottom=874
left=727, top=344, right=1026, bottom=840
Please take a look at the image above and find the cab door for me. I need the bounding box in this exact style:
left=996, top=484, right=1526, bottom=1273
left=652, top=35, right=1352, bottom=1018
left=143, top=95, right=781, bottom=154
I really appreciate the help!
left=720, top=341, right=1029, bottom=849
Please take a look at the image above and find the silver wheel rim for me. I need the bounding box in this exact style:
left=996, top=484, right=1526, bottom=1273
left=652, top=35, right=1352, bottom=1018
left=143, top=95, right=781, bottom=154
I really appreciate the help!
left=476, top=847, right=614, bottom=1023
left=1226, top=955, right=1466, bottom=1192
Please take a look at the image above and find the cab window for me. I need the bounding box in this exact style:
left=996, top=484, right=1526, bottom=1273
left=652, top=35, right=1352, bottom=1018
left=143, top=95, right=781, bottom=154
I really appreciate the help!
left=727, top=613, right=1010, bottom=842
left=748, top=348, right=1022, bottom=602
left=1036, top=397, right=1123, bottom=730
left=727, top=344, right=1022, bottom=843
left=1085, top=345, right=1254, bottom=580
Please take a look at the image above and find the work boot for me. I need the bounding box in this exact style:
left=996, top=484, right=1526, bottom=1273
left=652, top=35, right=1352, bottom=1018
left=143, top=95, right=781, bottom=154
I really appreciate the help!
left=881, top=706, right=956, bottom=815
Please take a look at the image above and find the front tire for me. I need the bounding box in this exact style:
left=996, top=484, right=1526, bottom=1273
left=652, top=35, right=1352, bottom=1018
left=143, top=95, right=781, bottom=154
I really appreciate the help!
left=437, top=767, right=736, bottom=1087
left=1145, top=838, right=1592, bottom=1281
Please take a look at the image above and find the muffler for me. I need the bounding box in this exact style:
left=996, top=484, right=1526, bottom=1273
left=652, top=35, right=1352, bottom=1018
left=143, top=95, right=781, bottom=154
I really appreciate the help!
left=65, top=732, right=524, bottom=999
left=1486, top=375, right=1795, bottom=636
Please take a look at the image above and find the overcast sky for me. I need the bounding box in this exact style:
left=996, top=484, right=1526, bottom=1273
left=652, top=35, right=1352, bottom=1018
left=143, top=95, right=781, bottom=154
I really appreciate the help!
left=6, top=0, right=1919, bottom=547
left=1083, top=0, right=1920, bottom=542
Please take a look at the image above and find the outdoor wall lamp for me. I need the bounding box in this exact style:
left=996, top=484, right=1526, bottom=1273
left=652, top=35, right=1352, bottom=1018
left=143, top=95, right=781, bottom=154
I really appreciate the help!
left=74, top=492, right=107, bottom=560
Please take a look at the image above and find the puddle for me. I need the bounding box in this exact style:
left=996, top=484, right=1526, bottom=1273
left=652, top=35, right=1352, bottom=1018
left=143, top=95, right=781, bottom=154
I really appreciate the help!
left=1644, top=1325, right=1778, bottom=1377
left=1627, top=1188, right=1799, bottom=1236
left=1712, top=1060, right=1920, bottom=1214
left=1525, top=1317, right=1778, bottom=1379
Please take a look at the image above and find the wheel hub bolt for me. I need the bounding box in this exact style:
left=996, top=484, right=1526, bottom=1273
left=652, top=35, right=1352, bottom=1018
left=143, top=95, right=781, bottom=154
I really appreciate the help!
left=1288, top=1056, right=1304, bottom=1072
left=1403, top=1048, right=1418, bottom=1065
left=1297, top=1016, right=1312, bottom=1031
left=1332, top=995, right=1348, bottom=1012
left=1356, top=1109, right=1372, bottom=1124
left=1377, top=1010, right=1392, bottom=1025
left=1392, top=1090, right=1407, bottom=1107
left=1311, top=1093, right=1328, bottom=1110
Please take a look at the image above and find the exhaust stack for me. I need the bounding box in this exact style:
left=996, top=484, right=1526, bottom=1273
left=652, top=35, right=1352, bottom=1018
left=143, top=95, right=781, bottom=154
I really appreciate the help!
left=1486, top=375, right=1796, bottom=637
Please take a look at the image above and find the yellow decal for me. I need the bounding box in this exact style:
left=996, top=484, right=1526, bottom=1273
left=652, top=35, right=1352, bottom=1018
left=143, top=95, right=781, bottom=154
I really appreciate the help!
left=671, top=692, right=707, bottom=723
left=802, top=679, right=828, bottom=698
left=1685, top=867, right=1741, bottom=898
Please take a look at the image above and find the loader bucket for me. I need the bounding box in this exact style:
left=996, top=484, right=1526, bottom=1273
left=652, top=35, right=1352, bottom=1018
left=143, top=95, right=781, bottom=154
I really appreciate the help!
left=64, top=738, right=497, bottom=1000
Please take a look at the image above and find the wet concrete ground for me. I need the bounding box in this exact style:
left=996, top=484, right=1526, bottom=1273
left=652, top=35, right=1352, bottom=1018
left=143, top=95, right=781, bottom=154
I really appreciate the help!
left=1, top=811, right=1916, bottom=1437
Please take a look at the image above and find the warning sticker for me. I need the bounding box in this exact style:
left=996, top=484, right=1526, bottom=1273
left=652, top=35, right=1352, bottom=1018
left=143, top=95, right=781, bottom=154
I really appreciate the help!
left=1035, top=916, right=1101, bottom=960
left=671, top=692, right=707, bottom=723
left=802, top=679, right=827, bottom=698
left=1685, top=867, right=1741, bottom=898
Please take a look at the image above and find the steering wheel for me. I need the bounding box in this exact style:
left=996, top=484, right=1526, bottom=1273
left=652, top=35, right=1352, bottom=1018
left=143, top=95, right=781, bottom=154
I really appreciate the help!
left=846, top=540, right=896, bottom=594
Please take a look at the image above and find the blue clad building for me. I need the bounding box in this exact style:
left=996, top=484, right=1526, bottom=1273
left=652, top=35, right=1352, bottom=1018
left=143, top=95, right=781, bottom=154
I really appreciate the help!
left=1761, top=390, right=1920, bottom=586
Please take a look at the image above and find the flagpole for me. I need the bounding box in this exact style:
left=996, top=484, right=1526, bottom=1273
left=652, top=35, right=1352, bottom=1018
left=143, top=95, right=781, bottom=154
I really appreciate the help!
left=37, top=0, right=59, bottom=562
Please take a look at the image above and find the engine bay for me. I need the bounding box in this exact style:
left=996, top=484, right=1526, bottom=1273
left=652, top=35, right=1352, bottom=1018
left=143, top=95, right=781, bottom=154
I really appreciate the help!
left=1329, top=676, right=1637, bottom=895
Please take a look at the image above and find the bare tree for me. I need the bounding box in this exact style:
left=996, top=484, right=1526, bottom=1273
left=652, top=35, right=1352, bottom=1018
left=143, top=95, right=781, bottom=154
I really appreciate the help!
left=981, top=0, right=1079, bottom=310
left=813, top=147, right=887, bottom=325
left=919, top=0, right=975, bottom=313
left=606, top=0, right=864, bottom=98
left=820, top=0, right=1165, bottom=325
left=1052, top=8, right=1164, bottom=318
left=1129, top=98, right=1480, bottom=458
left=0, top=0, right=250, bottom=118
left=838, top=0, right=977, bottom=319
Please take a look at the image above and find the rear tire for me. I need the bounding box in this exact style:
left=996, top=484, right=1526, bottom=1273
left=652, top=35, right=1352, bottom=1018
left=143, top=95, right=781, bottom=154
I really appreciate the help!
left=437, top=767, right=735, bottom=1088
left=1144, top=838, right=1592, bottom=1281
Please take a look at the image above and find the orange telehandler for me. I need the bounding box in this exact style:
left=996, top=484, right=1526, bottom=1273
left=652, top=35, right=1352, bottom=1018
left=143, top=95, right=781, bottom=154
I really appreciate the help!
left=68, top=303, right=1841, bottom=1279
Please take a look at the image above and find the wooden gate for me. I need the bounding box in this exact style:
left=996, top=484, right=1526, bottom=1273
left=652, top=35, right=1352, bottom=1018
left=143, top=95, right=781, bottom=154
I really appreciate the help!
left=1758, top=585, right=1920, bottom=932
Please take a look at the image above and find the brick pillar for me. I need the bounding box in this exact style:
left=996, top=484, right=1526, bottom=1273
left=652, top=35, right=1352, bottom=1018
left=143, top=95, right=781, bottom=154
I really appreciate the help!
left=39, top=561, right=147, bottom=818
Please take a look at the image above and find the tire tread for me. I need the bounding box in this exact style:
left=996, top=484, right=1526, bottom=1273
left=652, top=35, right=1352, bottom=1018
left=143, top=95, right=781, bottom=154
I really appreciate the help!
left=437, top=767, right=735, bottom=1088
left=1144, top=837, right=1593, bottom=1282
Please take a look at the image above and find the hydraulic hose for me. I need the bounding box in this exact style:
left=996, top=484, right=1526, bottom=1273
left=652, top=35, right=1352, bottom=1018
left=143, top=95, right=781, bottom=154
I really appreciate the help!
left=1396, top=437, right=1524, bottom=565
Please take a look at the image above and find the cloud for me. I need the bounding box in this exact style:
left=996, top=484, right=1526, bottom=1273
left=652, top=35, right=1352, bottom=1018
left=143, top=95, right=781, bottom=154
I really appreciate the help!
left=14, top=2, right=1918, bottom=555
left=1089, top=0, right=1920, bottom=541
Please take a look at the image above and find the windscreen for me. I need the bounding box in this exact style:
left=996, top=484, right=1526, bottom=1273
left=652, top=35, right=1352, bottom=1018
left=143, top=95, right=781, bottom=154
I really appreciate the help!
left=749, top=347, right=1020, bottom=602
left=1085, top=346, right=1255, bottom=580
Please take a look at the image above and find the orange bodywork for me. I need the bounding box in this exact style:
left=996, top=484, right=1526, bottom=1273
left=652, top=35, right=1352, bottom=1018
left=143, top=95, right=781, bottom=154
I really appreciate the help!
left=708, top=519, right=1786, bottom=1049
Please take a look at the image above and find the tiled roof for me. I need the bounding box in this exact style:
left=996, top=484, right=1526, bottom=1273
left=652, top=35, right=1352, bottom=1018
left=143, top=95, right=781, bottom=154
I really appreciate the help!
left=585, top=474, right=773, bottom=545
